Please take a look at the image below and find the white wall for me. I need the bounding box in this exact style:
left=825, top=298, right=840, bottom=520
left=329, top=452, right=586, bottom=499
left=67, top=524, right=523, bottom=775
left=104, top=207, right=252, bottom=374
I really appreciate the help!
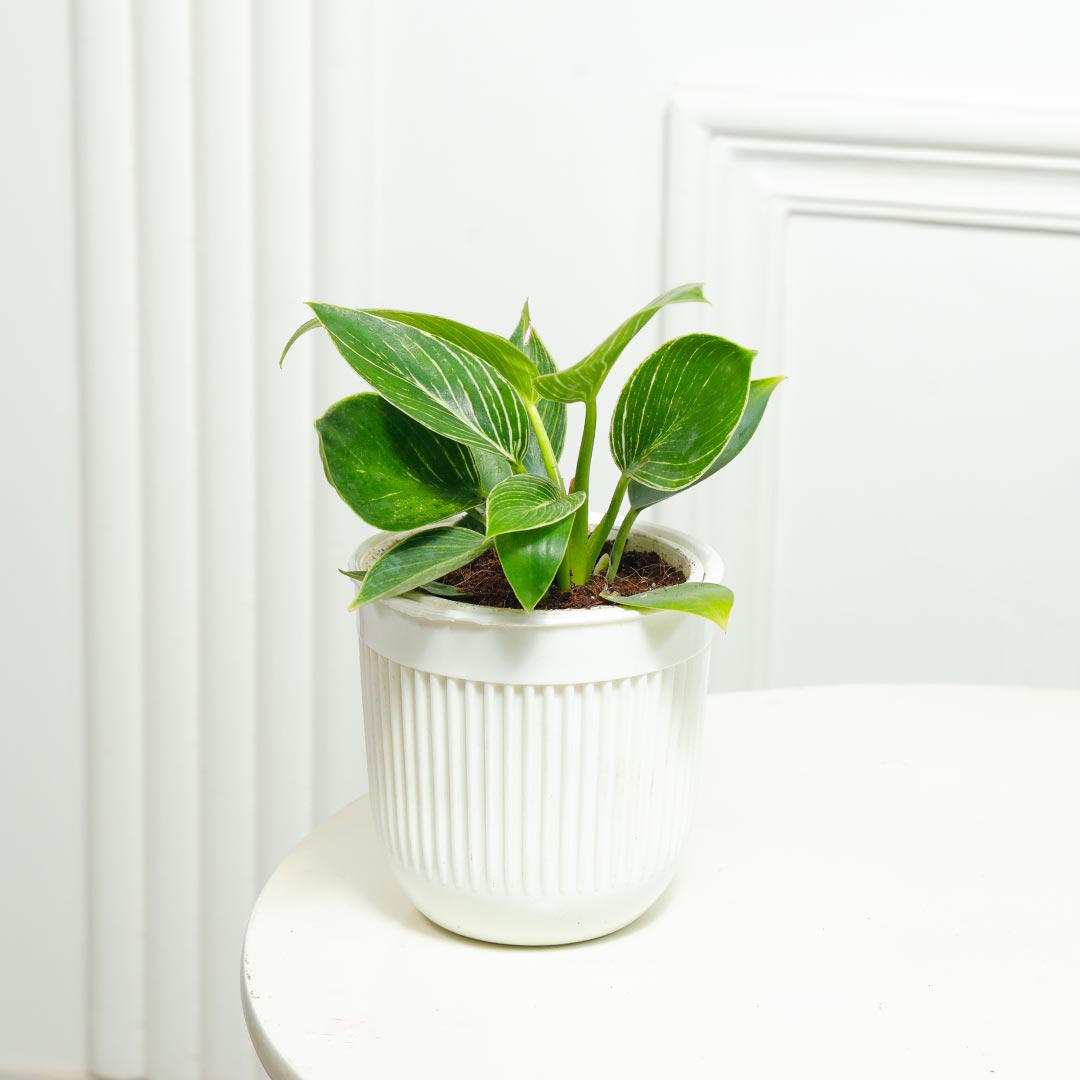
left=0, top=1, right=85, bottom=1074
left=657, top=90, right=1080, bottom=690
left=3, top=0, right=1079, bottom=1076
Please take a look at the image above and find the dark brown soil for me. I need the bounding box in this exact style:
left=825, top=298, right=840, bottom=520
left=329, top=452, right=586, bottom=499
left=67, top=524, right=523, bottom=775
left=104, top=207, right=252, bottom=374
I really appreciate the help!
left=438, top=543, right=686, bottom=611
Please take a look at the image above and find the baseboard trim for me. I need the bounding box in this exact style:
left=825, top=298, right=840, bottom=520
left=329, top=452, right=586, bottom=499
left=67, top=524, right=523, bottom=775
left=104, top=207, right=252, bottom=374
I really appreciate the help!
left=0, top=1068, right=91, bottom=1080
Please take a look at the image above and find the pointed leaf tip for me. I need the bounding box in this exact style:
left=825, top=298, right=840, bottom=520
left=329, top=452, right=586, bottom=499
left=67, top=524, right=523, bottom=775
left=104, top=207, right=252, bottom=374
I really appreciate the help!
left=507, top=300, right=567, bottom=469
left=279, top=317, right=320, bottom=367
left=601, top=581, right=734, bottom=629
left=534, top=282, right=710, bottom=404
left=495, top=515, right=575, bottom=610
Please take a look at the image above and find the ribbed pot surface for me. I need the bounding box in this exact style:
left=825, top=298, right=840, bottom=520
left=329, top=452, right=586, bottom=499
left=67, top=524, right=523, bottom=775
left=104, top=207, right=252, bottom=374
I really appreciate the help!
left=353, top=522, right=720, bottom=945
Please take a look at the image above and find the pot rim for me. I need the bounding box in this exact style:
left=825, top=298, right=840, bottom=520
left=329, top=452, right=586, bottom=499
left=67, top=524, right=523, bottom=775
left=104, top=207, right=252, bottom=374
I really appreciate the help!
left=349, top=519, right=723, bottom=631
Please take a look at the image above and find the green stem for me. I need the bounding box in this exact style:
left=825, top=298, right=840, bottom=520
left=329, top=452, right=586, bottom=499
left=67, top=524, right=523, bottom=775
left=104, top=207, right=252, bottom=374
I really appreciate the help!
left=511, top=460, right=527, bottom=475
left=524, top=401, right=563, bottom=489
left=583, top=475, right=629, bottom=577
left=526, top=400, right=570, bottom=591
left=555, top=553, right=571, bottom=592
left=566, top=398, right=598, bottom=583
left=606, top=508, right=640, bottom=582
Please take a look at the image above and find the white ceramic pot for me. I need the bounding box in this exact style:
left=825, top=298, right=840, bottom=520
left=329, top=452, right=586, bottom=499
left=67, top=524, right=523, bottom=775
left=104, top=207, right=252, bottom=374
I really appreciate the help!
left=350, top=521, right=722, bottom=946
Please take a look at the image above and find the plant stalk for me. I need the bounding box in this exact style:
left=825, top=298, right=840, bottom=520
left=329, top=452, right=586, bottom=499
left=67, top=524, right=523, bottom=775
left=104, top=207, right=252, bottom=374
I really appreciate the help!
left=524, top=401, right=563, bottom=489
left=605, top=507, right=640, bottom=582
left=555, top=556, right=571, bottom=593
left=566, top=398, right=598, bottom=583
left=525, top=401, right=571, bottom=592
left=583, top=474, right=629, bottom=577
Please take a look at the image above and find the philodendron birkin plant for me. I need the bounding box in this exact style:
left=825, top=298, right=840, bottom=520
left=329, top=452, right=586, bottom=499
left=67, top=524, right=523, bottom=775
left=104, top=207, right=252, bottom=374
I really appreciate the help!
left=281, top=284, right=783, bottom=619
left=281, top=284, right=782, bottom=946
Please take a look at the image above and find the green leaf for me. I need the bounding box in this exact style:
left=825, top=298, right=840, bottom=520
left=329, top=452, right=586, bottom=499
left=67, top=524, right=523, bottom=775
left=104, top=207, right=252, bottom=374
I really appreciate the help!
left=350, top=526, right=491, bottom=610
left=534, top=283, right=708, bottom=404
left=419, top=580, right=473, bottom=599
left=279, top=317, right=319, bottom=367
left=629, top=375, right=784, bottom=510
left=611, top=333, right=754, bottom=492
left=485, top=474, right=585, bottom=537
left=601, top=582, right=734, bottom=629
left=316, top=393, right=484, bottom=530
left=495, top=515, right=575, bottom=611
left=510, top=301, right=567, bottom=466
left=309, top=304, right=530, bottom=465
left=469, top=449, right=513, bottom=495
left=366, top=309, right=540, bottom=403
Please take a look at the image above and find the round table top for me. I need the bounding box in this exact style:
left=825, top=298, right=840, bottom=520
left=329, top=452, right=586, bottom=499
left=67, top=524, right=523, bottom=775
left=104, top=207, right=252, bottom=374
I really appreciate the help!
left=242, top=685, right=1080, bottom=1080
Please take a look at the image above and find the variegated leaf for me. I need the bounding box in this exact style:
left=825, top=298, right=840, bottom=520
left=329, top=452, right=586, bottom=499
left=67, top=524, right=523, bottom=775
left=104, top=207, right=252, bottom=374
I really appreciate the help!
left=316, top=393, right=483, bottom=530
left=628, top=375, right=784, bottom=509
left=611, top=334, right=754, bottom=492
left=350, top=526, right=491, bottom=609
left=309, top=304, right=530, bottom=465
left=485, top=474, right=584, bottom=537
left=367, top=309, right=540, bottom=402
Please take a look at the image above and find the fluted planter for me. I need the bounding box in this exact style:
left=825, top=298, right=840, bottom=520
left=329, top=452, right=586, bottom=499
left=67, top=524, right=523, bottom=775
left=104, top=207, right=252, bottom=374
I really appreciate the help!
left=350, top=521, right=721, bottom=946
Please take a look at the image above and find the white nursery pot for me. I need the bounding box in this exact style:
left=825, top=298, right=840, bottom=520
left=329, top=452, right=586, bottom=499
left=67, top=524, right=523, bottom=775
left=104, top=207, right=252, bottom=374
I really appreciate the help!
left=350, top=521, right=722, bottom=946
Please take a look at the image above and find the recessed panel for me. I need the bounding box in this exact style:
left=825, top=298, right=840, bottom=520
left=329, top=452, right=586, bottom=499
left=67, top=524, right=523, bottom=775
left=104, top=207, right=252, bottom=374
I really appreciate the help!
left=771, top=214, right=1080, bottom=687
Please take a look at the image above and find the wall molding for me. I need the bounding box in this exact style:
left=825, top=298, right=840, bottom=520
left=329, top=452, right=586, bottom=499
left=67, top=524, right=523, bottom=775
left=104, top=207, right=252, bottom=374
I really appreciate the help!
left=74, top=3, right=377, bottom=1078
left=657, top=87, right=1080, bottom=690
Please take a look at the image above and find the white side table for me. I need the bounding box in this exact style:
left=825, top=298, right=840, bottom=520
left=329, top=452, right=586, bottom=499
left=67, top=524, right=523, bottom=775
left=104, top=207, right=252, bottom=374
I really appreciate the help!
left=242, top=685, right=1080, bottom=1079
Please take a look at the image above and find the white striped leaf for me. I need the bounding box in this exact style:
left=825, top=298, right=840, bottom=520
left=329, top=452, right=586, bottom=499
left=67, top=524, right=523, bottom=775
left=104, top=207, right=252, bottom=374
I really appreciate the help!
left=534, top=283, right=708, bottom=404
left=496, top=515, right=575, bottom=611
left=350, top=526, right=491, bottom=609
left=281, top=310, right=539, bottom=402
left=611, top=334, right=754, bottom=492
left=601, top=582, right=734, bottom=629
left=485, top=474, right=585, bottom=537
left=510, top=300, right=567, bottom=466
left=628, top=375, right=784, bottom=509
left=310, top=304, right=530, bottom=465
left=366, top=309, right=540, bottom=402
left=316, top=393, right=484, bottom=529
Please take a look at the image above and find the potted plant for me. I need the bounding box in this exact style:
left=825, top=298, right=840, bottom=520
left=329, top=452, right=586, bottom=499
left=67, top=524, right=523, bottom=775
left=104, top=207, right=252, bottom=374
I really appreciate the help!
left=281, top=285, right=782, bottom=945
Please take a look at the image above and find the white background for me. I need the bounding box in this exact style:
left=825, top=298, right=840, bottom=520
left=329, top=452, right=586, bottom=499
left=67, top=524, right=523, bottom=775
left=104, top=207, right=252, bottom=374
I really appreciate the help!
left=3, top=0, right=1079, bottom=1077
